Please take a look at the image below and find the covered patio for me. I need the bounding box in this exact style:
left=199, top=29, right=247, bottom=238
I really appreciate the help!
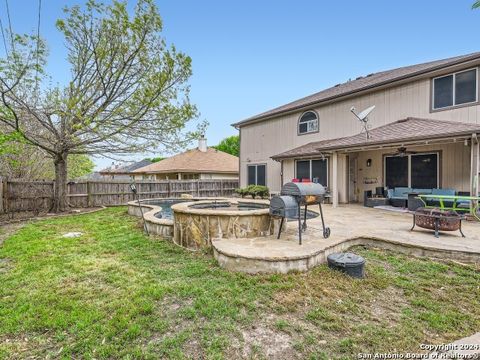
left=272, top=118, right=480, bottom=210
left=212, top=204, right=480, bottom=274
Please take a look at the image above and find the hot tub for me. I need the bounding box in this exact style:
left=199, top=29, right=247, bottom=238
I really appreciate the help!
left=127, top=198, right=203, bottom=239
left=171, top=199, right=272, bottom=250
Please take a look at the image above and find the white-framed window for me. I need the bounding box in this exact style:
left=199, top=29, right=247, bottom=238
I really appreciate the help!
left=432, top=68, right=478, bottom=110
left=247, top=164, right=266, bottom=186
left=384, top=152, right=439, bottom=189
left=295, top=158, right=328, bottom=186
left=298, top=111, right=319, bottom=135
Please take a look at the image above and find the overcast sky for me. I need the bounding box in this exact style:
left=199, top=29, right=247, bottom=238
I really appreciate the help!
left=2, top=0, right=479, bottom=170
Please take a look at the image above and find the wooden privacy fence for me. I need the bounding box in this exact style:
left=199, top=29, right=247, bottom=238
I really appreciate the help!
left=0, top=178, right=239, bottom=214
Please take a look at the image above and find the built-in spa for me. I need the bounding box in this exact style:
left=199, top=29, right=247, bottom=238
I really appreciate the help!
left=171, top=199, right=272, bottom=250
left=128, top=198, right=288, bottom=250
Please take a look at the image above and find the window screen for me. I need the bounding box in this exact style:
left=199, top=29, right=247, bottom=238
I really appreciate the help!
left=247, top=164, right=266, bottom=186
left=411, top=154, right=438, bottom=189
left=385, top=156, right=408, bottom=188
left=434, top=75, right=453, bottom=109
left=455, top=69, right=477, bottom=105
left=433, top=69, right=478, bottom=109
left=296, top=160, right=310, bottom=180
left=247, top=165, right=256, bottom=185
left=256, top=165, right=266, bottom=186
left=311, top=159, right=328, bottom=186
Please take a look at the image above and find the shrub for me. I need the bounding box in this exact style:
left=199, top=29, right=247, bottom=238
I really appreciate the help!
left=235, top=185, right=269, bottom=199
left=235, top=187, right=248, bottom=198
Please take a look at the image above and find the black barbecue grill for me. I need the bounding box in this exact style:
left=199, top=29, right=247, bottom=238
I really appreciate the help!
left=270, top=182, right=331, bottom=244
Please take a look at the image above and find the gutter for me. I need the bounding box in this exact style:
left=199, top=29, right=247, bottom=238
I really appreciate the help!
left=271, top=132, right=480, bottom=161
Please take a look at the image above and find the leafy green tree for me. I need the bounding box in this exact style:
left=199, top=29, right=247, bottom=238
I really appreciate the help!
left=212, top=135, right=239, bottom=157
left=0, top=135, right=94, bottom=179
left=473, top=1, right=480, bottom=8
left=65, top=155, right=95, bottom=179
left=146, top=156, right=165, bottom=163
left=0, top=0, right=201, bottom=211
left=0, top=131, right=21, bottom=156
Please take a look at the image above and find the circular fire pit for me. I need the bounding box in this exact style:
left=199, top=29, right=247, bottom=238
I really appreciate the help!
left=171, top=199, right=272, bottom=250
left=414, top=208, right=462, bottom=231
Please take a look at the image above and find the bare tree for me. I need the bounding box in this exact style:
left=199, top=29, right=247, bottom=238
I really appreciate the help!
left=0, top=0, right=201, bottom=211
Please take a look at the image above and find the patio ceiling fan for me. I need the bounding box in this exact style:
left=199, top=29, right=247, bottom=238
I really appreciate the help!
left=393, top=146, right=418, bottom=157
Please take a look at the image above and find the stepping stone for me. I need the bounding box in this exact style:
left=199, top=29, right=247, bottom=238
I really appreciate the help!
left=62, top=232, right=82, bottom=238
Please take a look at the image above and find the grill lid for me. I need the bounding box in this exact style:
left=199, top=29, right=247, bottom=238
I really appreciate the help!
left=270, top=195, right=298, bottom=209
left=281, top=182, right=326, bottom=197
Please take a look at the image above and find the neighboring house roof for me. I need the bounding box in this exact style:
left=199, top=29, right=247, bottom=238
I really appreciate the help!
left=133, top=148, right=239, bottom=174
left=100, top=159, right=153, bottom=175
left=272, top=118, right=480, bottom=160
left=233, top=52, right=480, bottom=127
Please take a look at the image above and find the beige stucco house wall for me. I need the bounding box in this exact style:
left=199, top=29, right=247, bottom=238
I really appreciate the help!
left=235, top=53, right=480, bottom=204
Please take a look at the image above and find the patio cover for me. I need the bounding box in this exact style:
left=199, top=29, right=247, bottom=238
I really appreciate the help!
left=271, top=118, right=480, bottom=160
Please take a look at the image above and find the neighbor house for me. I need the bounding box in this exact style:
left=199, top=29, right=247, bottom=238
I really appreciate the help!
left=233, top=52, right=480, bottom=207
left=99, top=159, right=153, bottom=180
left=132, top=137, right=239, bottom=180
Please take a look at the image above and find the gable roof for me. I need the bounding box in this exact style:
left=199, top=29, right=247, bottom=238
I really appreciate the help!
left=133, top=147, right=239, bottom=174
left=233, top=52, right=480, bottom=128
left=272, top=118, right=480, bottom=160
left=100, top=159, right=152, bottom=174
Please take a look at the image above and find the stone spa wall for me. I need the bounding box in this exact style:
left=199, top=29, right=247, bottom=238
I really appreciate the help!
left=171, top=200, right=273, bottom=250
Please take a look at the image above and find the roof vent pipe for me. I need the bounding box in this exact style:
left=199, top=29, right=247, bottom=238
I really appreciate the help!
left=198, top=135, right=207, bottom=152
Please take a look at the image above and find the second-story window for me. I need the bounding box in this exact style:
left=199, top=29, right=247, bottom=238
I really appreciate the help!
left=433, top=68, right=478, bottom=110
left=298, top=111, right=318, bottom=134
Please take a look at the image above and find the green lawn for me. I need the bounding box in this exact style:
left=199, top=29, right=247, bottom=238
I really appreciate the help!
left=0, top=208, right=479, bottom=359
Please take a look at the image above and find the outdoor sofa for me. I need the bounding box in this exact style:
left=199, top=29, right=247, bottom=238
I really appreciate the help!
left=386, top=187, right=458, bottom=208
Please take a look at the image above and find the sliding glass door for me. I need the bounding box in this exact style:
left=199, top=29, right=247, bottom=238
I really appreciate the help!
left=385, top=157, right=408, bottom=188
left=411, top=154, right=438, bottom=189
left=384, top=153, right=439, bottom=189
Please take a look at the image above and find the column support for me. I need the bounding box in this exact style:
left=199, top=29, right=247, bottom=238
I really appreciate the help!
left=332, top=152, right=338, bottom=208
left=471, top=134, right=479, bottom=198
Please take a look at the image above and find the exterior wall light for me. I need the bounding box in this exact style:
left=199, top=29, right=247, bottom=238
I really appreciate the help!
left=366, top=159, right=372, bottom=167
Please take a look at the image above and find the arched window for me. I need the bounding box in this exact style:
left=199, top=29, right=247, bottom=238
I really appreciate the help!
left=298, top=111, right=318, bottom=134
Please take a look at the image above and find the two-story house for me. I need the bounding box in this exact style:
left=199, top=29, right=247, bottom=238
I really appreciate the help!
left=233, top=52, right=480, bottom=207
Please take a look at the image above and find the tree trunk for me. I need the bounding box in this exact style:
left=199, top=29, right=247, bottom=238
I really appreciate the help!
left=53, top=152, right=68, bottom=212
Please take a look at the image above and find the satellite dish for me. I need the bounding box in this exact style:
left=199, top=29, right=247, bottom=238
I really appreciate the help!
left=350, top=105, right=376, bottom=140
left=350, top=105, right=376, bottom=123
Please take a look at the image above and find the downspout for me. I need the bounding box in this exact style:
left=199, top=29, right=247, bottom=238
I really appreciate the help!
left=473, top=133, right=479, bottom=198
left=238, top=127, right=242, bottom=188
left=280, top=160, right=284, bottom=188
left=332, top=152, right=339, bottom=208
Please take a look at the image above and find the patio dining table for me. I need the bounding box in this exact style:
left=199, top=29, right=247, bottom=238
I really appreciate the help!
left=417, top=194, right=480, bottom=221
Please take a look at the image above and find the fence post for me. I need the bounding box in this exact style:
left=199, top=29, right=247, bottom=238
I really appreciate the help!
left=87, top=181, right=92, bottom=207
left=3, top=178, right=9, bottom=213
left=0, top=177, right=4, bottom=214
left=167, top=181, right=171, bottom=198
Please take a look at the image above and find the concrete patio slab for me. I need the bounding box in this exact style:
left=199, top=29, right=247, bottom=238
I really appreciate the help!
left=212, top=204, right=480, bottom=274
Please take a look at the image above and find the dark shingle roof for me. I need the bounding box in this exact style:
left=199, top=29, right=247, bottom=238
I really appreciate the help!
left=233, top=52, right=480, bottom=127
left=272, top=118, right=480, bottom=160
